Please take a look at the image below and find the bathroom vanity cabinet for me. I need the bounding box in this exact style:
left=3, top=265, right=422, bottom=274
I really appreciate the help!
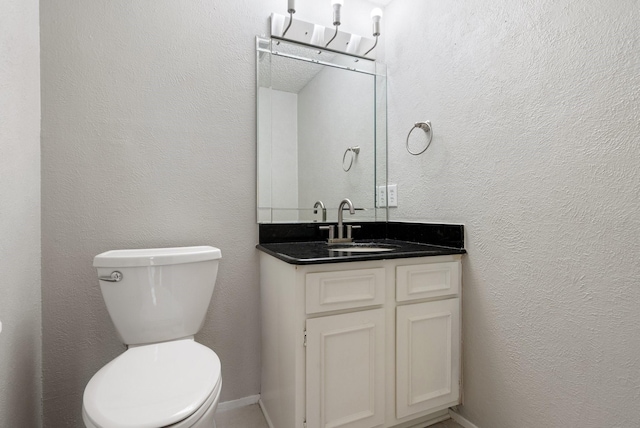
left=259, top=253, right=462, bottom=428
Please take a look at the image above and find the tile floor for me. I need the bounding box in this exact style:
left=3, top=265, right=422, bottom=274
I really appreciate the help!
left=215, top=404, right=464, bottom=428
left=216, top=404, right=268, bottom=428
left=430, top=418, right=465, bottom=428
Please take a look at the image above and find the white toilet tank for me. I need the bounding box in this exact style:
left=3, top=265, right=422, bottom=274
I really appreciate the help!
left=93, top=246, right=222, bottom=346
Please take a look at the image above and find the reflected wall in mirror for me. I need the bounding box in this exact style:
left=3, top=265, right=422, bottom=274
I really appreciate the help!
left=257, top=37, right=387, bottom=223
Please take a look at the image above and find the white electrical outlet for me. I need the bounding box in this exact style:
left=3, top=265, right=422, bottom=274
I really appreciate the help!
left=388, top=184, right=398, bottom=207
left=377, top=185, right=387, bottom=207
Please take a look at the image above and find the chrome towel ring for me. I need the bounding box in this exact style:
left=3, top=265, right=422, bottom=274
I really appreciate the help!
left=406, top=121, right=433, bottom=155
left=342, top=146, right=360, bottom=172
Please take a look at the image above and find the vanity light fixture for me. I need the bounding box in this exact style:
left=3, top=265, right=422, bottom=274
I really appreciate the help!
left=325, top=0, right=344, bottom=48
left=363, top=7, right=382, bottom=56
left=282, top=0, right=296, bottom=37
left=272, top=0, right=381, bottom=59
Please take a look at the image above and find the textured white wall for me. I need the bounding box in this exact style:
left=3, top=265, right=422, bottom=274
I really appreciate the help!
left=385, top=0, right=640, bottom=427
left=0, top=0, right=42, bottom=425
left=40, top=0, right=382, bottom=426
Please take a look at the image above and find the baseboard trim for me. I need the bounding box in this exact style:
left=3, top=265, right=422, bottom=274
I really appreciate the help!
left=449, top=409, right=481, bottom=428
left=217, top=394, right=261, bottom=412
left=258, top=399, right=275, bottom=428
left=217, top=396, right=477, bottom=428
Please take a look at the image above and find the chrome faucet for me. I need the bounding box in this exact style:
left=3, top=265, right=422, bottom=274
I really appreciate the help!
left=313, top=200, right=326, bottom=222
left=337, top=198, right=355, bottom=240
left=320, top=198, right=360, bottom=244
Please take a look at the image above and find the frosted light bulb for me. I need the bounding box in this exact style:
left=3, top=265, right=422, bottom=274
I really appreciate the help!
left=331, top=0, right=344, bottom=26
left=371, top=7, right=383, bottom=21
left=371, top=7, right=382, bottom=36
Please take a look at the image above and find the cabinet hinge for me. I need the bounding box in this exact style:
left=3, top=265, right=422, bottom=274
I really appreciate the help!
left=303, top=330, right=307, bottom=347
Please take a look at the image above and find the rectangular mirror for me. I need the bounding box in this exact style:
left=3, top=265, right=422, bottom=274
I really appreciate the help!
left=256, top=36, right=387, bottom=223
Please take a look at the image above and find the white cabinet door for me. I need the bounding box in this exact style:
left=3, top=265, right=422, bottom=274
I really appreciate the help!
left=396, top=298, right=460, bottom=419
left=306, top=308, right=385, bottom=428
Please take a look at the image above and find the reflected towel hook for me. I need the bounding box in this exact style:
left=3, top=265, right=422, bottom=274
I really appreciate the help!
left=406, top=121, right=433, bottom=155
left=342, top=146, right=360, bottom=172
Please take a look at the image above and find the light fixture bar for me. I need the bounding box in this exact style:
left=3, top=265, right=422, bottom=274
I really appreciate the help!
left=268, top=10, right=380, bottom=60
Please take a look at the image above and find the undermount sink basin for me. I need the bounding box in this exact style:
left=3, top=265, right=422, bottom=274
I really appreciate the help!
left=328, top=243, right=399, bottom=253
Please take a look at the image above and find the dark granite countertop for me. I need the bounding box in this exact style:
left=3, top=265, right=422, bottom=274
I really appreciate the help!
left=257, top=239, right=465, bottom=265
left=257, top=222, right=466, bottom=265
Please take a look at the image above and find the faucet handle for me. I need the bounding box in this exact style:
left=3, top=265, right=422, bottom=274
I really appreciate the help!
left=346, top=225, right=361, bottom=239
left=319, top=225, right=335, bottom=241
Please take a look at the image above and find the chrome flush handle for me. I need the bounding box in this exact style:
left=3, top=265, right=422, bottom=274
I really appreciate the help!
left=99, top=271, right=123, bottom=282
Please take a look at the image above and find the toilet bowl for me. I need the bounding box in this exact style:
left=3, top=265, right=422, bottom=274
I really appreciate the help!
left=82, top=247, right=223, bottom=428
left=82, top=339, right=222, bottom=428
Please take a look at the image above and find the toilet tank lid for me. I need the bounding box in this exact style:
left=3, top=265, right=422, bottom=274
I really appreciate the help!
left=94, top=246, right=222, bottom=267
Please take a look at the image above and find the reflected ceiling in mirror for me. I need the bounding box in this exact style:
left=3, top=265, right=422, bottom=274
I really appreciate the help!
left=256, top=37, right=387, bottom=224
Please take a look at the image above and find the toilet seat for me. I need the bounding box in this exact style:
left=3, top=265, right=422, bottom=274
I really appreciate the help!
left=83, top=339, right=221, bottom=428
left=83, top=381, right=221, bottom=428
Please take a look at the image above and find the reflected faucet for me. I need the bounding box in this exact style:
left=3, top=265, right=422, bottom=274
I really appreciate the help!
left=313, top=200, right=326, bottom=222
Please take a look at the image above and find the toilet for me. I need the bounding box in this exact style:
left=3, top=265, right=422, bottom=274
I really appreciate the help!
left=82, top=246, right=223, bottom=428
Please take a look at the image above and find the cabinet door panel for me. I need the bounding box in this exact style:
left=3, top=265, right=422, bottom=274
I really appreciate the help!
left=396, top=261, right=460, bottom=302
left=306, top=309, right=385, bottom=428
left=396, top=298, right=460, bottom=419
left=306, top=268, right=385, bottom=314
